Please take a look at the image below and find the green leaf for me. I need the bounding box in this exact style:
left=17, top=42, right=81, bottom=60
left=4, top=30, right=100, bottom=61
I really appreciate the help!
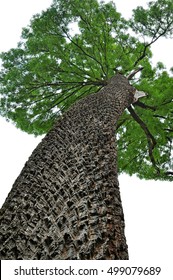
left=0, top=0, right=172, bottom=180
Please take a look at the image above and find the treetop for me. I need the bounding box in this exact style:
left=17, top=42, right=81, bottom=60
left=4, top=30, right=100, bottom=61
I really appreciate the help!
left=0, top=0, right=172, bottom=180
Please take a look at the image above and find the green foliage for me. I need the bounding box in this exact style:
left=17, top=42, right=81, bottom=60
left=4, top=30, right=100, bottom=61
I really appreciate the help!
left=118, top=73, right=173, bottom=181
left=0, top=0, right=173, bottom=180
left=0, top=0, right=149, bottom=134
left=130, top=0, right=173, bottom=38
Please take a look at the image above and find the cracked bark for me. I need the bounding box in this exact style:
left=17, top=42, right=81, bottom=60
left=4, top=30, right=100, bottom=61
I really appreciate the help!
left=0, top=74, right=135, bottom=260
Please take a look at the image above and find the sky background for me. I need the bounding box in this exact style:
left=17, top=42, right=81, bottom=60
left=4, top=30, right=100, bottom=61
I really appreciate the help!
left=0, top=0, right=173, bottom=264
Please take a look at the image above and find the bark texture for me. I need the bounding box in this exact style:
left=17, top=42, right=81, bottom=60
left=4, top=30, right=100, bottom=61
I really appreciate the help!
left=0, top=74, right=135, bottom=260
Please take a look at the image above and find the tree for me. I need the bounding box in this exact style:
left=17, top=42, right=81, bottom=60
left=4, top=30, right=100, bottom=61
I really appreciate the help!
left=0, top=0, right=173, bottom=259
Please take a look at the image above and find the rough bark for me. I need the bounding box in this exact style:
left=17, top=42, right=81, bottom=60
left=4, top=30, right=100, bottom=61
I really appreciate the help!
left=0, top=74, right=135, bottom=260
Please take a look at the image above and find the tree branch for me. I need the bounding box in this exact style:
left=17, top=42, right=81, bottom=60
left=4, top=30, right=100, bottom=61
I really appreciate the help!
left=62, top=28, right=107, bottom=76
left=165, top=171, right=173, bottom=176
left=27, top=79, right=106, bottom=94
left=127, top=66, right=144, bottom=80
left=133, top=22, right=173, bottom=67
left=128, top=105, right=160, bottom=174
left=134, top=100, right=157, bottom=111
left=164, top=129, right=173, bottom=133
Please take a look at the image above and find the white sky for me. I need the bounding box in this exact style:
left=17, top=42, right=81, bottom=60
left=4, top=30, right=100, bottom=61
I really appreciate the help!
left=0, top=0, right=173, bottom=266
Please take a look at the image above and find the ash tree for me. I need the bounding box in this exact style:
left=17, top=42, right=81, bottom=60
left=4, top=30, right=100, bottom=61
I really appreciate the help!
left=0, top=0, right=173, bottom=260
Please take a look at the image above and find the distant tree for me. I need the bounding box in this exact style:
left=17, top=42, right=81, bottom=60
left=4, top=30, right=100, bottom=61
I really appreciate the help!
left=0, top=0, right=172, bottom=259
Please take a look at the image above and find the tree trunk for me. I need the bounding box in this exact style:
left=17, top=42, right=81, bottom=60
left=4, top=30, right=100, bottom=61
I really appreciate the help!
left=0, top=74, right=135, bottom=260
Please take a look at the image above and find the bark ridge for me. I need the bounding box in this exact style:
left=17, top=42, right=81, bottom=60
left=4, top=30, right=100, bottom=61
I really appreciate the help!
left=0, top=74, right=135, bottom=259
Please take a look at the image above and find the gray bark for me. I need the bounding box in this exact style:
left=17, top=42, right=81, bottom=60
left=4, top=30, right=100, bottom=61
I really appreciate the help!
left=0, top=74, right=135, bottom=259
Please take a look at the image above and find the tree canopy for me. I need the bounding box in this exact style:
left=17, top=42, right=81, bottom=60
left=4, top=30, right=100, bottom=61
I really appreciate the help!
left=0, top=0, right=173, bottom=181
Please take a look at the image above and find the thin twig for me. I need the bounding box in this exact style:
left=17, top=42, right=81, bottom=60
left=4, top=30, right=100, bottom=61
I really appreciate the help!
left=133, top=22, right=173, bottom=67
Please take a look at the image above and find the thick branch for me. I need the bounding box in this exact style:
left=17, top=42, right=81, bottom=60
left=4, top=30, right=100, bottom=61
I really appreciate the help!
left=127, top=66, right=144, bottom=80
left=134, top=100, right=157, bottom=111
left=128, top=106, right=160, bottom=174
left=165, top=171, right=173, bottom=176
